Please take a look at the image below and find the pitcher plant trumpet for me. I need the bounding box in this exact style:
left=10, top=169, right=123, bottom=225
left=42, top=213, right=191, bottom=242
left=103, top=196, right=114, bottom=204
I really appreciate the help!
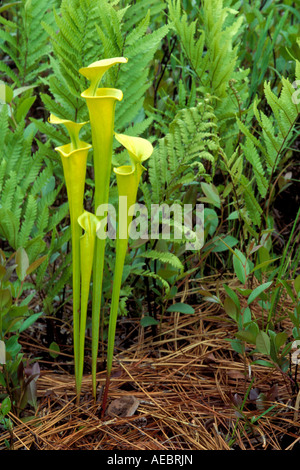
left=49, top=114, right=91, bottom=399
left=79, top=57, right=128, bottom=398
left=101, top=133, right=153, bottom=416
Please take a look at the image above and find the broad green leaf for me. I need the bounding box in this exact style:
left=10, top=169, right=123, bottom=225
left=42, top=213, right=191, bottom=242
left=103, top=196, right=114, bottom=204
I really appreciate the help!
left=204, top=208, right=218, bottom=236
left=140, top=316, right=159, bottom=327
left=157, top=267, right=178, bottom=280
left=230, top=339, right=245, bottom=354
left=227, top=210, right=239, bottom=221
left=275, top=331, right=288, bottom=350
left=256, top=331, right=271, bottom=355
left=5, top=305, right=28, bottom=319
left=166, top=303, right=195, bottom=314
left=247, top=282, right=272, bottom=305
left=294, top=275, right=300, bottom=295
left=0, top=2, right=21, bottom=14
left=15, top=96, right=36, bottom=122
left=19, top=312, right=43, bottom=333
left=49, top=341, right=60, bottom=359
left=233, top=249, right=247, bottom=284
left=246, top=321, right=259, bottom=340
left=0, top=83, right=13, bottom=104
left=237, top=288, right=252, bottom=297
left=251, top=359, right=275, bottom=368
left=0, top=397, right=11, bottom=416
left=200, top=183, right=221, bottom=208
left=236, top=329, right=257, bottom=344
left=250, top=258, right=279, bottom=274
left=243, top=307, right=252, bottom=325
left=212, top=235, right=239, bottom=253
left=5, top=335, right=21, bottom=357
left=13, top=85, right=36, bottom=98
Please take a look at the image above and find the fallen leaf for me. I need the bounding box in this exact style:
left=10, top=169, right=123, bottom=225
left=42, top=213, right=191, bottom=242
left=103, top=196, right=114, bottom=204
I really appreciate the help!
left=106, top=395, right=140, bottom=418
left=226, top=369, right=246, bottom=379
left=203, top=352, right=217, bottom=363
left=249, top=388, right=260, bottom=401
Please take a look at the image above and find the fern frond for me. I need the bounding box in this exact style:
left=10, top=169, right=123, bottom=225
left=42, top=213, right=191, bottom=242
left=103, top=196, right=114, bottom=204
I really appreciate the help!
left=139, top=249, right=184, bottom=271
left=141, top=270, right=170, bottom=293
left=240, top=175, right=262, bottom=226
left=0, top=0, right=55, bottom=85
left=18, top=195, right=37, bottom=247
left=241, top=138, right=268, bottom=198
left=148, top=102, right=218, bottom=206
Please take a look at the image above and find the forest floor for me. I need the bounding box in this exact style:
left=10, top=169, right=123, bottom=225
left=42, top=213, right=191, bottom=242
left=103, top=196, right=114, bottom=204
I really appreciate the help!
left=1, top=275, right=300, bottom=451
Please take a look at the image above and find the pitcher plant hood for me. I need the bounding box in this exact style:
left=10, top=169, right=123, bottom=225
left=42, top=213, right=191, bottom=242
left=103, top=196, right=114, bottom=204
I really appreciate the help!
left=49, top=114, right=92, bottom=224
left=79, top=57, right=128, bottom=96
left=114, top=132, right=153, bottom=168
left=48, top=114, right=89, bottom=152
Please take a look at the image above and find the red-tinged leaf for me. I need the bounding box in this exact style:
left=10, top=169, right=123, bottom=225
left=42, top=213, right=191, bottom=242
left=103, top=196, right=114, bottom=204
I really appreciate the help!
left=294, top=275, right=300, bottom=295
left=0, top=288, right=12, bottom=310
left=16, top=247, right=29, bottom=281
left=26, top=255, right=47, bottom=276
left=0, top=266, right=6, bottom=280
left=224, top=297, right=238, bottom=321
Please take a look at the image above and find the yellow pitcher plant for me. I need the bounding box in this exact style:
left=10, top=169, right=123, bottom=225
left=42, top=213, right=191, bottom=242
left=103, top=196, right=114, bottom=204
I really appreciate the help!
left=101, top=133, right=153, bottom=415
left=49, top=58, right=153, bottom=408
left=49, top=114, right=91, bottom=398
left=79, top=57, right=128, bottom=398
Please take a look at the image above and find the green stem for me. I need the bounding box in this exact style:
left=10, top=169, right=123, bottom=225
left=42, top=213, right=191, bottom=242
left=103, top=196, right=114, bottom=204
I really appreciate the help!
left=101, top=237, right=127, bottom=417
left=71, top=220, right=81, bottom=400
left=78, top=266, right=88, bottom=399
left=91, top=237, right=106, bottom=398
left=91, top=138, right=114, bottom=398
left=106, top=237, right=127, bottom=378
left=78, top=211, right=99, bottom=400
